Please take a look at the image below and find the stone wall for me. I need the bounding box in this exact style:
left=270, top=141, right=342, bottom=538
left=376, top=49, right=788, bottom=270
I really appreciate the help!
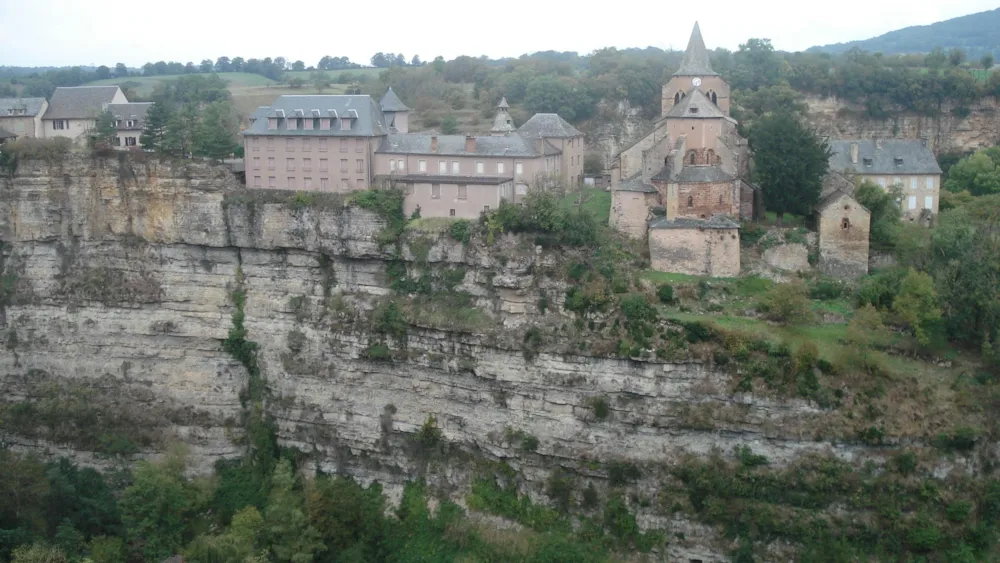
left=668, top=179, right=740, bottom=219
left=609, top=190, right=654, bottom=239
left=649, top=227, right=740, bottom=277
left=818, top=193, right=871, bottom=279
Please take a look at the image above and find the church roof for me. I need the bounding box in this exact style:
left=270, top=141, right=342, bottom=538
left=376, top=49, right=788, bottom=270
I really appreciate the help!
left=666, top=88, right=728, bottom=119
left=496, top=96, right=510, bottom=109
left=673, top=22, right=718, bottom=77
left=815, top=188, right=870, bottom=215
left=379, top=87, right=409, bottom=112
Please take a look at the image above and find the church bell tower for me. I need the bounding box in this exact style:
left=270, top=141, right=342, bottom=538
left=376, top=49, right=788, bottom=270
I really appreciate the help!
left=661, top=22, right=731, bottom=116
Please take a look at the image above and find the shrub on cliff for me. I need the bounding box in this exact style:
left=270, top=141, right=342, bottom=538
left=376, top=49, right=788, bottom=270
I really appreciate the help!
left=757, top=281, right=814, bottom=325
left=480, top=191, right=599, bottom=247
left=0, top=137, right=72, bottom=173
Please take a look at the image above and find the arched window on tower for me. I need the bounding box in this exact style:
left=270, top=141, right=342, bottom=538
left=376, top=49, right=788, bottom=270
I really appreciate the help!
left=674, top=91, right=681, bottom=105
left=688, top=150, right=697, bottom=165
left=687, top=196, right=694, bottom=208
left=709, top=90, right=718, bottom=105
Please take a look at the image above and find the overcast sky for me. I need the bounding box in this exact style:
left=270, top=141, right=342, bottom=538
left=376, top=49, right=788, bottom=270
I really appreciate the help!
left=1, top=0, right=997, bottom=68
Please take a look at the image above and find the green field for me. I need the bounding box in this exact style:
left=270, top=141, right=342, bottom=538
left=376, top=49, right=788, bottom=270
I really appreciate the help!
left=86, top=72, right=278, bottom=96
left=284, top=68, right=385, bottom=81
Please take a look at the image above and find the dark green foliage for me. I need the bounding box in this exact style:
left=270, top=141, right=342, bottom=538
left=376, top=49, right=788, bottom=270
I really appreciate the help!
left=209, top=460, right=268, bottom=526
left=545, top=470, right=574, bottom=512
left=481, top=191, right=600, bottom=247
left=42, top=459, right=120, bottom=541
left=523, top=325, right=543, bottom=361
left=587, top=396, right=611, bottom=421
left=140, top=102, right=170, bottom=151
left=371, top=300, right=408, bottom=345
left=856, top=267, right=908, bottom=310
left=749, top=112, right=831, bottom=223
left=351, top=188, right=406, bottom=247
left=619, top=294, right=657, bottom=337
left=582, top=483, right=600, bottom=510
left=855, top=180, right=904, bottom=249
left=504, top=427, right=540, bottom=452
left=656, top=284, right=675, bottom=304
left=740, top=222, right=767, bottom=247
left=447, top=219, right=472, bottom=243
left=933, top=426, right=979, bottom=452
left=736, top=446, right=769, bottom=468
left=808, top=278, right=844, bottom=300
left=606, top=462, right=641, bottom=487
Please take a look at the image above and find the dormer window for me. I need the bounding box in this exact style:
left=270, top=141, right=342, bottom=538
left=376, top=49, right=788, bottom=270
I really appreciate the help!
left=863, top=158, right=873, bottom=166
left=894, top=157, right=903, bottom=165
left=689, top=106, right=699, bottom=114
left=340, top=119, right=351, bottom=130
left=126, top=120, right=136, bottom=127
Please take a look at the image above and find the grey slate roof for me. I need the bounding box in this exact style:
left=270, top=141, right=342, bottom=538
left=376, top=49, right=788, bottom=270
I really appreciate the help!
left=666, top=88, right=728, bottom=119
left=43, top=86, right=122, bottom=120
left=249, top=105, right=271, bottom=122
left=518, top=113, right=582, bottom=138
left=649, top=214, right=739, bottom=229
left=491, top=108, right=516, bottom=134
left=674, top=22, right=718, bottom=77
left=377, top=133, right=557, bottom=157
left=816, top=189, right=870, bottom=215
left=674, top=165, right=734, bottom=183
left=380, top=174, right=513, bottom=186
left=0, top=127, right=16, bottom=139
left=828, top=139, right=942, bottom=175
left=243, top=95, right=389, bottom=137
left=0, top=97, right=46, bottom=117
left=616, top=172, right=657, bottom=193
left=379, top=88, right=409, bottom=112
left=496, top=96, right=510, bottom=109
left=107, top=102, right=153, bottom=130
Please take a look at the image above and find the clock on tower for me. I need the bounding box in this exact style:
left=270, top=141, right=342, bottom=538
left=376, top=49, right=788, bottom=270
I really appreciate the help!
left=692, top=77, right=702, bottom=87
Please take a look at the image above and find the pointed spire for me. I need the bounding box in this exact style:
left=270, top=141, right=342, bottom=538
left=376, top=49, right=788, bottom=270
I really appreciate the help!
left=673, top=22, right=717, bottom=77
left=491, top=95, right=515, bottom=135
left=496, top=96, right=510, bottom=109
left=379, top=87, right=409, bottom=112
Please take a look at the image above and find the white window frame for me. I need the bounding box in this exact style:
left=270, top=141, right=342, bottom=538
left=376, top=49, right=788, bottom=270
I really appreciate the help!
left=926, top=177, right=934, bottom=189
left=457, top=185, right=467, bottom=200
left=418, top=160, right=427, bottom=172
left=924, top=196, right=933, bottom=210
left=451, top=161, right=460, bottom=174
left=476, top=161, right=484, bottom=174
left=497, top=162, right=505, bottom=174
left=439, top=161, right=447, bottom=174
left=515, top=162, right=523, bottom=176
left=389, top=160, right=397, bottom=171
left=397, top=159, right=404, bottom=171
left=908, top=196, right=917, bottom=210
left=431, top=184, right=441, bottom=199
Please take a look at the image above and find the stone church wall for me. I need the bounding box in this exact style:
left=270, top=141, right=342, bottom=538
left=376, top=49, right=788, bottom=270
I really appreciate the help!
left=650, top=227, right=740, bottom=277
left=610, top=191, right=656, bottom=239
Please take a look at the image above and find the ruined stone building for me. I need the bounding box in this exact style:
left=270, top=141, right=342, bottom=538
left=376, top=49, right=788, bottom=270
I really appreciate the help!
left=609, top=23, right=759, bottom=277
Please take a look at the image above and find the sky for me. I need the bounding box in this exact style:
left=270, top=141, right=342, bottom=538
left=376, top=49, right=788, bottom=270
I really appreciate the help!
left=1, top=0, right=997, bottom=68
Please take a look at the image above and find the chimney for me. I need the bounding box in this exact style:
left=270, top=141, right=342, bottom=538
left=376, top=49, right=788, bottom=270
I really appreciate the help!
left=850, top=142, right=859, bottom=164
left=465, top=135, right=476, bottom=153
left=430, top=136, right=438, bottom=153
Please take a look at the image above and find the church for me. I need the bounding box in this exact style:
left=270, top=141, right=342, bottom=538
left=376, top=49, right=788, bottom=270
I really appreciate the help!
left=609, top=23, right=760, bottom=277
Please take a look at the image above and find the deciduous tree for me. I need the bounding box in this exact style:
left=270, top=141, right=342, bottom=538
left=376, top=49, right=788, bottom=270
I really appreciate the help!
left=264, top=460, right=324, bottom=563
left=892, top=268, right=941, bottom=345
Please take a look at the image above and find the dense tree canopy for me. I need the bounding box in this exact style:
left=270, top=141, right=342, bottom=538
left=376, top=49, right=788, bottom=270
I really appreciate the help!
left=749, top=112, right=831, bottom=223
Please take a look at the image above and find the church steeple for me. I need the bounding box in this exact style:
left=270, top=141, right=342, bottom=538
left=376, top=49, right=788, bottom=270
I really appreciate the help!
left=490, top=96, right=515, bottom=136
left=673, top=22, right=718, bottom=77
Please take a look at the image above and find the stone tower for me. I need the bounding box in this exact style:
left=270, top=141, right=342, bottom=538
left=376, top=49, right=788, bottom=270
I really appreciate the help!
left=490, top=97, right=516, bottom=136
left=661, top=22, right=731, bottom=116
left=380, top=87, right=410, bottom=133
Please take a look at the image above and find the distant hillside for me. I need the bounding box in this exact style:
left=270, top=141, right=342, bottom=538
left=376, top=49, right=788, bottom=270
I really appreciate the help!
left=809, top=8, right=1000, bottom=57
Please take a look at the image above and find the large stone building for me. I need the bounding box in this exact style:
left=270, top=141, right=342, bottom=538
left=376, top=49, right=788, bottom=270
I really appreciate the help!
left=827, top=139, right=942, bottom=222
left=106, top=102, right=154, bottom=149
left=814, top=189, right=871, bottom=279
left=0, top=97, right=48, bottom=139
left=609, top=23, right=757, bottom=277
left=244, top=93, right=584, bottom=218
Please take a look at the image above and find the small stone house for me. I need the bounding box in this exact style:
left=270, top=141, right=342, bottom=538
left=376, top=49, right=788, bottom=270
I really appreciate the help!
left=649, top=215, right=740, bottom=277
left=0, top=97, right=48, bottom=139
left=815, top=189, right=870, bottom=279
left=106, top=102, right=154, bottom=149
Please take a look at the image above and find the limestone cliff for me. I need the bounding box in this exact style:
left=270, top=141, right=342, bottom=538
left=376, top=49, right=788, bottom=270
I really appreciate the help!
left=0, top=154, right=987, bottom=561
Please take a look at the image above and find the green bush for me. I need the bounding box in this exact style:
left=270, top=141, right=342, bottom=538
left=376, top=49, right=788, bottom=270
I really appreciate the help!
left=587, top=396, right=611, bottom=421
left=808, top=278, right=845, bottom=300
left=479, top=191, right=600, bottom=247
left=606, top=462, right=642, bottom=486
left=933, top=426, right=979, bottom=452
left=856, top=267, right=908, bottom=310
left=757, top=282, right=814, bottom=325
left=740, top=222, right=767, bottom=247
left=448, top=219, right=472, bottom=243
left=657, top=284, right=675, bottom=304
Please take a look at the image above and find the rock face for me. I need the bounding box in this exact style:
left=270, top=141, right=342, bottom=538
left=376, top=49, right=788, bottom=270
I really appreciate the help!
left=0, top=154, right=890, bottom=558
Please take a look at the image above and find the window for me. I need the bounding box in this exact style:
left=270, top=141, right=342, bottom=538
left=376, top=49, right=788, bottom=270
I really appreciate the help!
left=303, top=158, right=312, bottom=171
left=498, top=162, right=505, bottom=174
left=356, top=159, right=364, bottom=173
left=286, top=158, right=295, bottom=171
left=304, top=177, right=312, bottom=189
left=894, top=157, right=903, bottom=165
left=397, top=159, right=404, bottom=170
left=515, top=162, right=523, bottom=176
left=125, top=137, right=137, bottom=147
left=924, top=196, right=933, bottom=209
left=390, top=160, right=396, bottom=171
left=52, top=120, right=66, bottom=130
left=688, top=151, right=696, bottom=165
left=908, top=196, right=917, bottom=210
left=340, top=159, right=348, bottom=173
left=321, top=178, right=329, bottom=190
left=458, top=185, right=467, bottom=199
left=841, top=217, right=851, bottom=230
left=112, top=136, right=122, bottom=147
left=340, top=119, right=351, bottom=130
left=268, top=176, right=276, bottom=188
left=911, top=177, right=917, bottom=190
left=287, top=177, right=296, bottom=189
left=476, top=161, right=484, bottom=174
left=319, top=138, right=327, bottom=152
left=356, top=139, right=364, bottom=153
left=706, top=149, right=715, bottom=164
left=254, top=176, right=261, bottom=187
left=267, top=138, right=274, bottom=151
left=674, top=92, right=681, bottom=104
left=252, top=138, right=259, bottom=152
left=302, top=139, right=311, bottom=152
left=439, top=161, right=447, bottom=173
left=267, top=157, right=275, bottom=171
left=418, top=160, right=427, bottom=172
left=341, top=179, right=350, bottom=190
left=926, top=177, right=934, bottom=189
left=432, top=184, right=441, bottom=199
left=252, top=157, right=260, bottom=170
left=718, top=194, right=723, bottom=205
left=710, top=91, right=718, bottom=105
left=319, top=158, right=328, bottom=172
left=863, top=158, right=873, bottom=166
left=340, top=139, right=348, bottom=153
left=687, top=196, right=693, bottom=208
left=449, top=209, right=456, bottom=217
left=452, top=161, right=460, bottom=174
left=286, top=138, right=295, bottom=151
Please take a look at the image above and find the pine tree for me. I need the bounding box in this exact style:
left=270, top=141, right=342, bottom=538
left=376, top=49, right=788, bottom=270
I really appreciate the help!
left=264, top=460, right=325, bottom=563
left=140, top=102, right=171, bottom=151
left=161, top=103, right=199, bottom=158
left=194, top=101, right=239, bottom=162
